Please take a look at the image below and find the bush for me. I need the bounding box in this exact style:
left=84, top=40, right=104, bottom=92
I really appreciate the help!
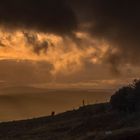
left=110, top=79, right=140, bottom=112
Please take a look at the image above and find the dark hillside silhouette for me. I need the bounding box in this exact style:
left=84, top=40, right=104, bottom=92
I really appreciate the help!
left=110, top=79, right=140, bottom=112
left=1, top=80, right=140, bottom=139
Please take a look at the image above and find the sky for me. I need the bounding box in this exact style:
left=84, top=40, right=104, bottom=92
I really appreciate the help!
left=0, top=0, right=139, bottom=121
left=0, top=0, right=139, bottom=89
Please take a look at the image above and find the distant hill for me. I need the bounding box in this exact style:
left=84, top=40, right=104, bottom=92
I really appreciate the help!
left=0, top=103, right=140, bottom=140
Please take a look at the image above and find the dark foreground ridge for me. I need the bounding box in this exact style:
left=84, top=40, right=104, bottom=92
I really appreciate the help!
left=0, top=103, right=140, bottom=140
left=1, top=80, right=140, bottom=140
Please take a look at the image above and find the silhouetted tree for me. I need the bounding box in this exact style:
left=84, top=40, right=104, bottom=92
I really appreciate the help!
left=110, top=79, right=140, bottom=112
left=132, top=79, right=140, bottom=110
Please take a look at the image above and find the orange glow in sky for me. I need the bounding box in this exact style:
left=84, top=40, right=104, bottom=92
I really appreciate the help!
left=0, top=28, right=110, bottom=75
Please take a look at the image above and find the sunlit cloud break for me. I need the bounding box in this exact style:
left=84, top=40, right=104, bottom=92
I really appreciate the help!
left=0, top=28, right=110, bottom=75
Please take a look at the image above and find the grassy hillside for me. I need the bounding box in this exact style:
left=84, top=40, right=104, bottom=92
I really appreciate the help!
left=0, top=103, right=140, bottom=140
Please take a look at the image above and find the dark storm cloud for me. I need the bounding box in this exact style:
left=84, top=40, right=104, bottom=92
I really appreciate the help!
left=69, top=0, right=140, bottom=73
left=0, top=0, right=140, bottom=71
left=0, top=0, right=77, bottom=35
left=23, top=32, right=49, bottom=55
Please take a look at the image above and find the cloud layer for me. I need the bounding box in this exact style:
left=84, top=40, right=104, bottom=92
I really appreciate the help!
left=0, top=1, right=139, bottom=86
left=70, top=1, right=140, bottom=70
left=0, top=0, right=77, bottom=35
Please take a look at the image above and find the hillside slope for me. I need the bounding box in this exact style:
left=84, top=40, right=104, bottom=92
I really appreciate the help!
left=0, top=103, right=140, bottom=140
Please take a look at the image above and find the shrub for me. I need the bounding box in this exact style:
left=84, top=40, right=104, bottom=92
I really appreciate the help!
left=110, top=79, right=140, bottom=112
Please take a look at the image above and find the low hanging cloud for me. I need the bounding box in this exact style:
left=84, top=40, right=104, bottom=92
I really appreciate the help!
left=23, top=32, right=49, bottom=55
left=0, top=29, right=109, bottom=77
left=0, top=30, right=138, bottom=87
